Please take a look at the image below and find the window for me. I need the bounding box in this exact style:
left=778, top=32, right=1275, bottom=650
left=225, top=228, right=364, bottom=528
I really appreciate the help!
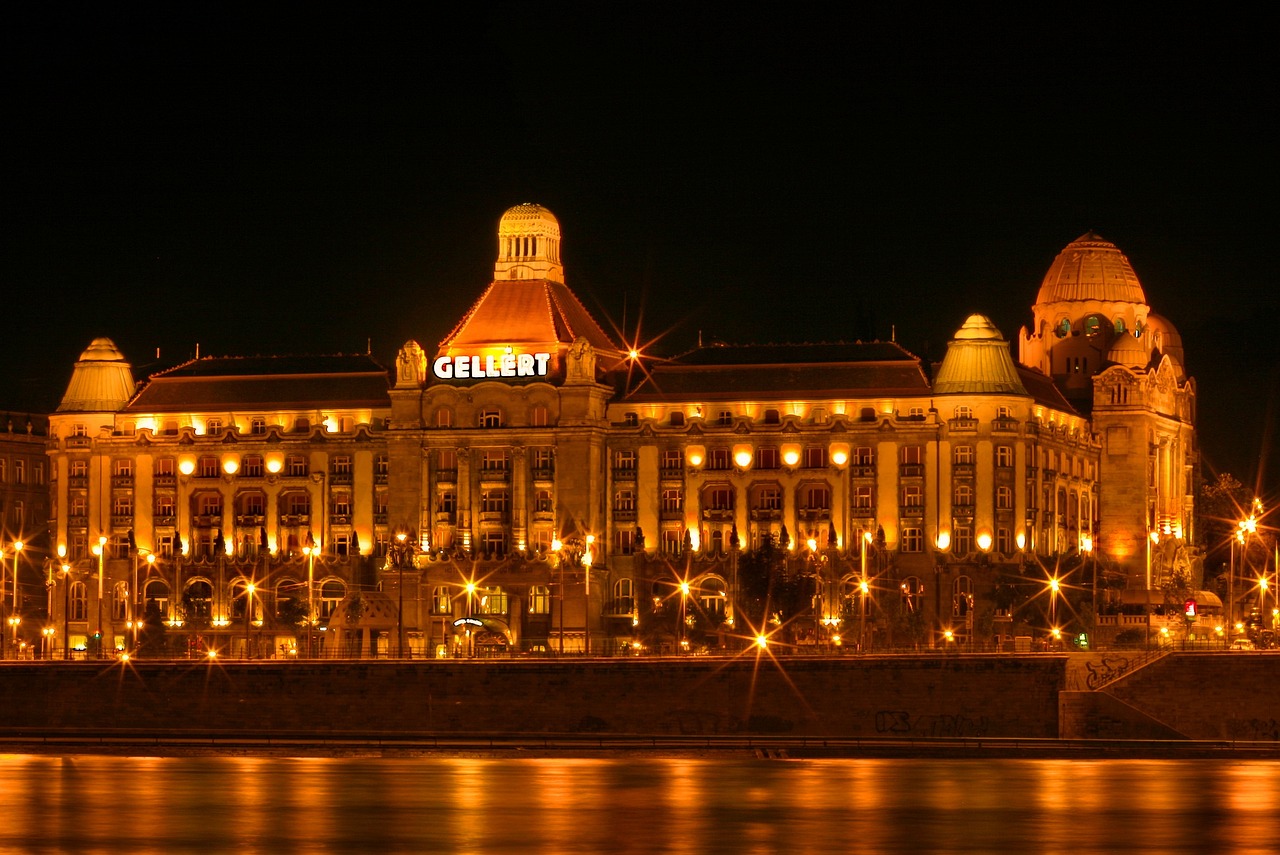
left=853, top=447, right=874, bottom=466
left=155, top=495, right=176, bottom=518
left=475, top=586, right=508, bottom=615
left=901, top=529, right=924, bottom=553
left=155, top=457, right=175, bottom=477
left=35, top=462, right=46, bottom=485
left=996, top=527, right=1013, bottom=554
left=613, top=449, right=637, bottom=471
left=901, top=484, right=923, bottom=508
left=439, top=491, right=457, bottom=514
left=435, top=408, right=454, bottom=428
left=614, top=489, right=635, bottom=511
left=286, top=493, right=310, bottom=515
left=293, top=417, right=311, bottom=433
left=242, top=455, right=264, bottom=477
left=954, top=406, right=973, bottom=419
left=319, top=580, right=345, bottom=619
left=611, top=579, right=633, bottom=614
left=286, top=455, right=308, bottom=477
left=71, top=424, right=88, bottom=437
left=761, top=408, right=780, bottom=425
left=853, top=485, right=873, bottom=509
left=997, top=486, right=1013, bottom=510
left=756, top=446, right=779, bottom=469
left=953, top=445, right=974, bottom=465
left=481, top=490, right=509, bottom=514
left=1055, top=317, right=1071, bottom=338
left=198, top=493, right=223, bottom=516
left=615, top=528, right=635, bottom=555
left=705, top=486, right=733, bottom=510
left=901, top=445, right=923, bottom=464
left=112, top=495, right=134, bottom=518
left=112, top=459, right=133, bottom=477
left=70, top=582, right=88, bottom=621
left=479, top=408, right=501, bottom=428
left=529, top=585, right=551, bottom=614
left=198, top=456, right=219, bottom=478
left=716, top=410, right=733, bottom=426
left=997, top=406, right=1012, bottom=419
left=996, top=445, right=1014, bottom=468
left=953, top=576, right=974, bottom=617
left=661, top=449, right=682, bottom=473
left=953, top=525, right=973, bottom=555
left=481, top=450, right=509, bottom=473
left=332, top=493, right=351, bottom=516
left=755, top=486, right=782, bottom=511
left=661, top=489, right=683, bottom=513
left=430, top=586, right=452, bottom=614
left=623, top=412, right=639, bottom=427
left=71, top=460, right=88, bottom=478
left=250, top=417, right=267, bottom=435
left=331, top=456, right=352, bottom=476
left=69, top=496, right=87, bottom=518
left=662, top=529, right=683, bottom=555
left=803, top=484, right=831, bottom=510
left=803, top=446, right=827, bottom=469
left=669, top=411, right=685, bottom=427
left=206, top=418, right=223, bottom=436
left=707, top=448, right=731, bottom=470
left=811, top=407, right=828, bottom=424
left=907, top=407, right=925, bottom=419
left=529, top=404, right=550, bottom=426
left=953, top=484, right=974, bottom=508
left=239, top=493, right=265, bottom=516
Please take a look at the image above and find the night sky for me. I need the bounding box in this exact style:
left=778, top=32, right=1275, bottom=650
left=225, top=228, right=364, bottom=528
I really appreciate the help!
left=4, top=6, right=1277, bottom=499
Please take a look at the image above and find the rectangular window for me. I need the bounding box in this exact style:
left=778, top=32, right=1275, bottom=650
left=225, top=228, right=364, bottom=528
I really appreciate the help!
left=286, top=455, right=309, bottom=477
left=199, top=456, right=219, bottom=478
left=250, top=417, right=267, bottom=435
left=14, top=460, right=26, bottom=484
left=614, top=489, right=635, bottom=511
left=661, top=489, right=683, bottom=513
left=332, top=493, right=351, bottom=516
left=35, top=462, right=46, bottom=485
left=479, top=409, right=501, bottom=428
left=953, top=525, right=973, bottom=555
left=661, top=449, right=683, bottom=472
left=996, top=527, right=1013, bottom=554
left=853, top=485, right=873, bottom=509
left=615, top=528, right=635, bottom=555
left=997, top=486, right=1013, bottom=510
left=757, top=486, right=782, bottom=511
left=662, top=528, right=683, bottom=555
left=242, top=455, right=264, bottom=477
left=113, top=495, right=133, bottom=517
left=804, top=484, right=830, bottom=509
left=803, top=446, right=827, bottom=468
left=613, top=449, right=637, bottom=470
left=901, top=484, right=923, bottom=508
left=206, top=418, right=223, bottom=436
left=706, top=486, right=732, bottom=510
left=755, top=447, right=779, bottom=469
left=717, top=410, right=734, bottom=426
left=531, top=448, right=554, bottom=475
left=481, top=490, right=509, bottom=514
left=953, top=445, right=974, bottom=465
left=901, top=445, right=923, bottom=464
left=331, top=456, right=352, bottom=475
left=481, top=450, right=508, bottom=472
left=901, top=527, right=923, bottom=553
left=707, top=448, right=731, bottom=470
left=155, top=458, right=176, bottom=477
left=853, top=447, right=874, bottom=466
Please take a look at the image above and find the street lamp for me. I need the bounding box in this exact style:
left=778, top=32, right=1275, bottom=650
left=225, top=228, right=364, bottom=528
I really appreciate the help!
left=860, top=530, right=873, bottom=652
left=678, top=579, right=690, bottom=654
left=42, top=626, right=55, bottom=660
left=390, top=530, right=413, bottom=658
left=303, top=537, right=318, bottom=658
left=1048, top=575, right=1061, bottom=636
left=464, top=580, right=477, bottom=658
left=244, top=582, right=255, bottom=658
left=59, top=546, right=71, bottom=661
left=94, top=535, right=107, bottom=658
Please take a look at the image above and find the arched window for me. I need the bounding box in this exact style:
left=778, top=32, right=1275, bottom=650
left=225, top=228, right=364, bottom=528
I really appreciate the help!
left=319, top=580, right=346, bottom=618
left=112, top=582, right=129, bottom=621
left=900, top=576, right=924, bottom=613
left=70, top=582, right=88, bottom=621
left=185, top=580, right=213, bottom=620
left=612, top=579, right=633, bottom=615
left=529, top=585, right=551, bottom=615
left=698, top=575, right=727, bottom=620
left=953, top=575, right=973, bottom=617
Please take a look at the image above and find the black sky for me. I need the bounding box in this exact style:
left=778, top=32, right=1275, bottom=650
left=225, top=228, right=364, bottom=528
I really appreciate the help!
left=3, top=4, right=1277, bottom=498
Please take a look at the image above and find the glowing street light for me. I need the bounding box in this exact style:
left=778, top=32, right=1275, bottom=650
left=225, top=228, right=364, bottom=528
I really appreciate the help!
left=678, top=580, right=691, bottom=653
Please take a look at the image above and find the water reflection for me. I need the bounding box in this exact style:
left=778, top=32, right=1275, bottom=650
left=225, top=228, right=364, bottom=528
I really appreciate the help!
left=2, top=754, right=1277, bottom=854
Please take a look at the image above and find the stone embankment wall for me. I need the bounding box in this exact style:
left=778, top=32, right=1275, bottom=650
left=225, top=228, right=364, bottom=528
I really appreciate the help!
left=2, top=654, right=1065, bottom=739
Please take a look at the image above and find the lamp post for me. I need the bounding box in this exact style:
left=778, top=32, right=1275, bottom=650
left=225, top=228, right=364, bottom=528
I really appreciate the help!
left=393, top=531, right=409, bottom=658
left=551, top=538, right=563, bottom=654
left=678, top=579, right=690, bottom=654
left=60, top=555, right=71, bottom=661
left=464, top=581, right=477, bottom=658
left=244, top=582, right=255, bottom=659
left=303, top=538, right=317, bottom=658
left=582, top=544, right=593, bottom=657
left=95, top=535, right=107, bottom=658
left=1048, top=576, right=1061, bottom=640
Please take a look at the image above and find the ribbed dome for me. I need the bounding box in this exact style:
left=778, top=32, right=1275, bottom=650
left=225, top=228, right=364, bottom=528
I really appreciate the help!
left=1107, top=331, right=1150, bottom=368
left=933, top=315, right=1027, bottom=395
left=499, top=202, right=560, bottom=229
left=494, top=202, right=564, bottom=284
left=56, top=337, right=136, bottom=413
left=1036, top=232, right=1147, bottom=305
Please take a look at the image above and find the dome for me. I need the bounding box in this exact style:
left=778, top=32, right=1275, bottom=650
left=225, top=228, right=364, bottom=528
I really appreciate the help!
left=1036, top=232, right=1147, bottom=306
left=1143, top=312, right=1185, bottom=367
left=1106, top=331, right=1150, bottom=369
left=57, top=337, right=136, bottom=413
left=933, top=315, right=1027, bottom=395
left=494, top=202, right=564, bottom=284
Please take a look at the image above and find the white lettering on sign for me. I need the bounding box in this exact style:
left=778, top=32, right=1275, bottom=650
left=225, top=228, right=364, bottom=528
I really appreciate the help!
left=432, top=349, right=551, bottom=381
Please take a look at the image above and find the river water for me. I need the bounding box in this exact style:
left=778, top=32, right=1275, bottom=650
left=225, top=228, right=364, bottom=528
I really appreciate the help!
left=2, top=754, right=1277, bottom=854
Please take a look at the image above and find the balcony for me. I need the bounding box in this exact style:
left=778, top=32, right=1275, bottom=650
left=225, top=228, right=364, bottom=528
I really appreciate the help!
left=374, top=471, right=388, bottom=485
left=281, top=514, right=310, bottom=526
left=611, top=467, right=638, bottom=481
left=154, top=515, right=176, bottom=527
left=531, top=467, right=554, bottom=482
left=194, top=514, right=222, bottom=527
left=612, top=508, right=637, bottom=522
left=477, top=468, right=510, bottom=484
left=435, top=511, right=456, bottom=525
left=532, top=509, right=554, bottom=523
left=436, top=468, right=457, bottom=484
left=329, top=471, right=353, bottom=485
left=659, top=507, right=684, bottom=521
left=65, top=436, right=92, bottom=449
left=112, top=514, right=134, bottom=527
left=948, top=417, right=978, bottom=432
left=951, top=503, right=975, bottom=518
left=112, top=475, right=134, bottom=488
left=952, top=463, right=975, bottom=478
left=850, top=465, right=875, bottom=478
left=797, top=507, right=830, bottom=521
left=235, top=514, right=265, bottom=526
left=373, top=513, right=388, bottom=526
left=478, top=510, right=509, bottom=524
left=660, top=466, right=684, bottom=481
left=701, top=508, right=734, bottom=522
left=750, top=508, right=782, bottom=521
left=153, top=474, right=177, bottom=488
left=899, top=463, right=924, bottom=477
left=330, top=514, right=352, bottom=526
left=992, top=417, right=1019, bottom=433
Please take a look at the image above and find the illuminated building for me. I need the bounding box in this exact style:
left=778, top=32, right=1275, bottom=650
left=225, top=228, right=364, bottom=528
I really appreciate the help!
left=0, top=412, right=50, bottom=658
left=43, top=210, right=1195, bottom=655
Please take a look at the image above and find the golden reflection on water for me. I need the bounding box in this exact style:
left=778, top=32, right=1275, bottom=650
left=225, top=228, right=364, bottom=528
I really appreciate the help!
left=0, top=755, right=1277, bottom=854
